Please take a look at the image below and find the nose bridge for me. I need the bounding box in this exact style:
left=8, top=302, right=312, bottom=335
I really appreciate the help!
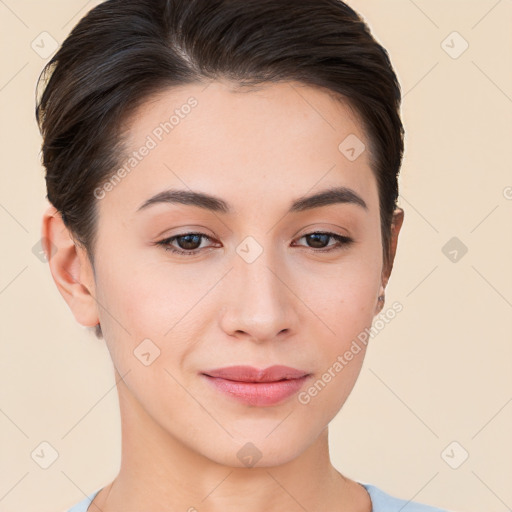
left=219, top=237, right=296, bottom=341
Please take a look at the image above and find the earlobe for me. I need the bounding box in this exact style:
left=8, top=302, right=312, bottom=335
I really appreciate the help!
left=41, top=205, right=99, bottom=328
left=374, top=293, right=385, bottom=315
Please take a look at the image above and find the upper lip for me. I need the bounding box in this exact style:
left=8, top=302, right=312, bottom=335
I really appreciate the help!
left=202, top=365, right=309, bottom=383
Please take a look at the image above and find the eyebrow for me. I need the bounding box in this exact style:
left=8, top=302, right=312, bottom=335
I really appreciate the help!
left=136, top=185, right=368, bottom=214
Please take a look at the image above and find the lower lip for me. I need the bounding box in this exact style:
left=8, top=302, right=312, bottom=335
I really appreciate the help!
left=203, top=375, right=310, bottom=406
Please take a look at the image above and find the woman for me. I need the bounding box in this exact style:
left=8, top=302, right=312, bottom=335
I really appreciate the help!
left=36, top=0, right=453, bottom=510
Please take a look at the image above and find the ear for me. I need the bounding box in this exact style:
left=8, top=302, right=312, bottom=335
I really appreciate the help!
left=41, top=205, right=99, bottom=328
left=375, top=207, right=404, bottom=313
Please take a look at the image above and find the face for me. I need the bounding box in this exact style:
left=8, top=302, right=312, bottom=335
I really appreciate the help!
left=52, top=80, right=399, bottom=467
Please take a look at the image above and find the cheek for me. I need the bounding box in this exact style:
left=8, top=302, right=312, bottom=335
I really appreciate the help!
left=299, top=254, right=382, bottom=338
left=96, top=257, right=190, bottom=334
left=295, top=263, right=379, bottom=417
left=95, top=258, right=221, bottom=372
left=93, top=264, right=191, bottom=404
left=292, top=251, right=381, bottom=412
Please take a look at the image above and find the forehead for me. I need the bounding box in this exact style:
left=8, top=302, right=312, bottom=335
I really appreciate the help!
left=102, top=80, right=378, bottom=217
left=125, top=79, right=367, bottom=154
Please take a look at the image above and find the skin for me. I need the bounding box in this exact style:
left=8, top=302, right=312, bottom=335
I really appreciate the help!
left=42, top=80, right=404, bottom=512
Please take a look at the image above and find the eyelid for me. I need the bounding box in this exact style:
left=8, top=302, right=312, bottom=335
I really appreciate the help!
left=294, top=222, right=352, bottom=239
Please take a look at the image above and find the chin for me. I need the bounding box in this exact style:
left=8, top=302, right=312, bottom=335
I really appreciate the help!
left=196, top=428, right=316, bottom=469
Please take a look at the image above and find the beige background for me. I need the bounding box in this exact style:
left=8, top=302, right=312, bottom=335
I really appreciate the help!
left=1, top=1, right=511, bottom=511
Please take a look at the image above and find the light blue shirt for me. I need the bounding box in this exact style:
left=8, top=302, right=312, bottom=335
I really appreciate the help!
left=65, top=482, right=453, bottom=511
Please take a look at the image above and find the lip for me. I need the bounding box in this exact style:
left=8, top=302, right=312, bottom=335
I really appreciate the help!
left=201, top=365, right=311, bottom=407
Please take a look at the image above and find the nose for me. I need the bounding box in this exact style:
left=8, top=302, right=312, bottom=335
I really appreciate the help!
left=218, top=249, right=299, bottom=343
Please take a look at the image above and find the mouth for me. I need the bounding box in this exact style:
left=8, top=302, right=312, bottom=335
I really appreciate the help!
left=201, top=365, right=311, bottom=407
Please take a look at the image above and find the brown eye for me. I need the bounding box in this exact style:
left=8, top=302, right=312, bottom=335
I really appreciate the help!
left=156, top=233, right=214, bottom=255
left=294, top=232, right=353, bottom=252
left=174, top=234, right=203, bottom=250
left=305, top=233, right=330, bottom=248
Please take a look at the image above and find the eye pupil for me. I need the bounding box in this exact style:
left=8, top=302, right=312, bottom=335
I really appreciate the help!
left=307, top=233, right=329, bottom=248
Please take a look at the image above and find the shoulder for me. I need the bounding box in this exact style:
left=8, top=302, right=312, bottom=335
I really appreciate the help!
left=360, top=482, right=454, bottom=512
left=64, top=488, right=101, bottom=512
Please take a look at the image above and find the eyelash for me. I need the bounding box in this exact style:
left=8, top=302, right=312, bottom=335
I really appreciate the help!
left=155, top=231, right=354, bottom=256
